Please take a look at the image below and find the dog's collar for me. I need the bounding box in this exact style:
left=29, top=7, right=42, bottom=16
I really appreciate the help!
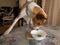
left=26, top=1, right=32, bottom=15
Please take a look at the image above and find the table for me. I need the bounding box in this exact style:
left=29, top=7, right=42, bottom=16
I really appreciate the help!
left=25, top=25, right=59, bottom=45
left=25, top=30, right=59, bottom=45
left=0, top=25, right=59, bottom=45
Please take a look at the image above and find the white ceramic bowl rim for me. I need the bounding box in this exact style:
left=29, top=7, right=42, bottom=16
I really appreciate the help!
left=30, top=29, right=47, bottom=40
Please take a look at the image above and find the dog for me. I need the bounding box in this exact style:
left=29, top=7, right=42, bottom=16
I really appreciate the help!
left=22, top=2, right=48, bottom=28
left=4, top=2, right=48, bottom=35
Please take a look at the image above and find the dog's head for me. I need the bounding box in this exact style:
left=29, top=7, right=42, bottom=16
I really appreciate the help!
left=30, top=6, right=48, bottom=27
left=32, top=13, right=47, bottom=27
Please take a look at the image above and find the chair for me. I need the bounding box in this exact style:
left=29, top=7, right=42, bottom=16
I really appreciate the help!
left=2, top=9, right=14, bottom=26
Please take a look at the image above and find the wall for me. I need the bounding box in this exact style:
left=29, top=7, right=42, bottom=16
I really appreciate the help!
left=0, top=0, right=17, bottom=7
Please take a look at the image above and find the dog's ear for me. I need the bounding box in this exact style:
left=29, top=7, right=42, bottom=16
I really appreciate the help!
left=33, top=6, right=48, bottom=19
left=39, top=8, right=48, bottom=19
left=33, top=6, right=42, bottom=15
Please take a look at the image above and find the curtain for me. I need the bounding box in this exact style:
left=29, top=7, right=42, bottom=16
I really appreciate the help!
left=19, top=0, right=60, bottom=26
left=19, top=0, right=27, bottom=8
left=37, top=0, right=42, bottom=7
left=44, top=0, right=60, bottom=26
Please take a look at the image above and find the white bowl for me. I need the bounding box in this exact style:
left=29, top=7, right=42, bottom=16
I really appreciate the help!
left=30, top=29, right=47, bottom=41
